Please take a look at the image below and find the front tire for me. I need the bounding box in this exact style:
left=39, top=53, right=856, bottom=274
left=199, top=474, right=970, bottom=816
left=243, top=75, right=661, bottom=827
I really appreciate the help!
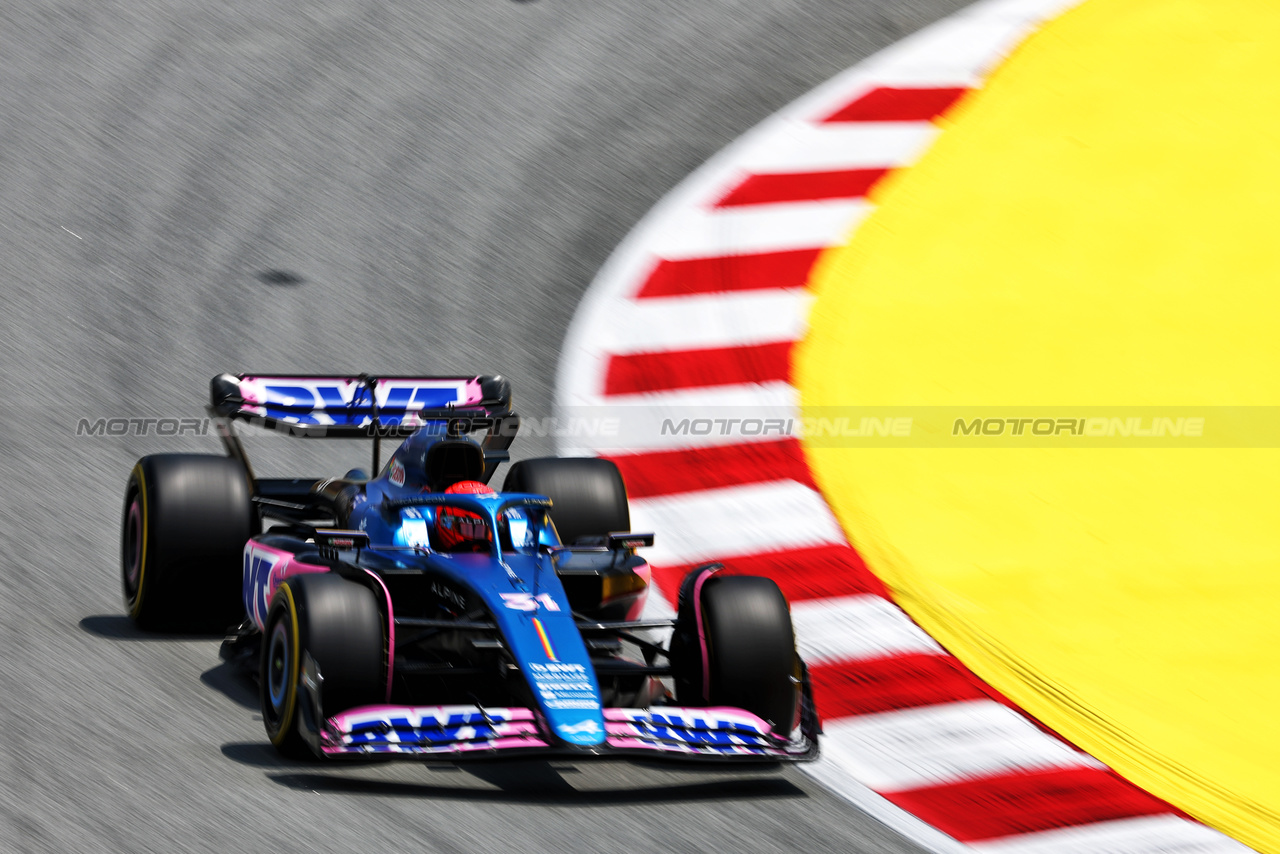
left=261, top=574, right=385, bottom=758
left=502, top=457, right=629, bottom=545
left=122, top=454, right=253, bottom=631
left=671, top=570, right=800, bottom=735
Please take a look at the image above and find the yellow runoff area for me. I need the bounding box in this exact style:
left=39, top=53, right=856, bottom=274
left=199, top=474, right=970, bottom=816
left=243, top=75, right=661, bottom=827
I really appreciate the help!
left=795, top=0, right=1280, bottom=850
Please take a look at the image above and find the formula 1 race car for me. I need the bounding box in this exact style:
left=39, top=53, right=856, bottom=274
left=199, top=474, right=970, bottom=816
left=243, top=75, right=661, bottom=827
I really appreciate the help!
left=120, top=373, right=819, bottom=761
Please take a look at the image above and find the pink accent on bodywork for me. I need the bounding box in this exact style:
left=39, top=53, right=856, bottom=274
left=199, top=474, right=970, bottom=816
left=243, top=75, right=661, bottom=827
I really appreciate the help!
left=321, top=705, right=546, bottom=755
left=601, top=736, right=776, bottom=756
left=691, top=565, right=721, bottom=699
left=236, top=377, right=264, bottom=404
left=236, top=376, right=360, bottom=408
left=268, top=552, right=329, bottom=594
left=332, top=704, right=538, bottom=724
left=320, top=736, right=550, bottom=756
left=363, top=570, right=395, bottom=702
left=247, top=542, right=330, bottom=630
left=315, top=705, right=806, bottom=757
left=602, top=706, right=773, bottom=729
left=602, top=706, right=795, bottom=756
left=461, top=378, right=484, bottom=405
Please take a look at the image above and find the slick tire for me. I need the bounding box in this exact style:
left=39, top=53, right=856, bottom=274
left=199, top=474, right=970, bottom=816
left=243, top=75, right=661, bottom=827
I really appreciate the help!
left=261, top=574, right=385, bottom=759
left=675, top=574, right=800, bottom=736
left=502, top=457, right=629, bottom=545
left=122, top=454, right=253, bottom=632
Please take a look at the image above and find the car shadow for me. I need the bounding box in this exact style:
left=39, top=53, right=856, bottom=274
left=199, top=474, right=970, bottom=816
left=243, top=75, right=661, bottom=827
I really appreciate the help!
left=221, top=742, right=332, bottom=768
left=82, top=615, right=260, bottom=711
left=220, top=744, right=803, bottom=804
left=271, top=768, right=803, bottom=804
left=78, top=614, right=224, bottom=641
left=200, top=661, right=259, bottom=710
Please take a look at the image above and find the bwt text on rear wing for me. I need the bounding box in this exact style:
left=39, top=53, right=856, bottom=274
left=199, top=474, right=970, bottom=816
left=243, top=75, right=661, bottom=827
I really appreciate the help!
left=207, top=372, right=520, bottom=480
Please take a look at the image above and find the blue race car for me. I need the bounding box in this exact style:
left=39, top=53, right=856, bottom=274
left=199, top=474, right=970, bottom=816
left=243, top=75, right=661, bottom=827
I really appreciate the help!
left=121, top=373, right=819, bottom=760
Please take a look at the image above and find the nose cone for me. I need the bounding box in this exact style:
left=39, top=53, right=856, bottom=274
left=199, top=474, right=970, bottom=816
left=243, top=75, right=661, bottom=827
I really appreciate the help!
left=551, top=714, right=606, bottom=746
left=525, top=659, right=606, bottom=747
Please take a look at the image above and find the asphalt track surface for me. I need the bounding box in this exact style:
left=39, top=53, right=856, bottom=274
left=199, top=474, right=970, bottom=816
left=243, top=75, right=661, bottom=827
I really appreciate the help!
left=0, top=2, right=970, bottom=852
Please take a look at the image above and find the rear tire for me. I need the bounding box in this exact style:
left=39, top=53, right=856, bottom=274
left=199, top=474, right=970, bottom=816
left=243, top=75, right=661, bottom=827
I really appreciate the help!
left=261, top=574, right=385, bottom=758
left=672, top=572, right=800, bottom=735
left=502, top=457, right=629, bottom=545
left=121, top=454, right=253, bottom=631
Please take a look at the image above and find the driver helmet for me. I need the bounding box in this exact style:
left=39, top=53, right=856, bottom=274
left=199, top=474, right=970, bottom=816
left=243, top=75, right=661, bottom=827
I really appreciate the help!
left=435, top=480, right=495, bottom=552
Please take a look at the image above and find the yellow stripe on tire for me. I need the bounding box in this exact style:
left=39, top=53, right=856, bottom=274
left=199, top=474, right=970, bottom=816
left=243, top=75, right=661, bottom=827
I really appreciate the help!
left=270, top=583, right=302, bottom=747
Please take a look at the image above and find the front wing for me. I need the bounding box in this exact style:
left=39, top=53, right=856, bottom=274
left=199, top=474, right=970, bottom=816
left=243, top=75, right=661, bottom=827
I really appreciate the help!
left=318, top=704, right=818, bottom=761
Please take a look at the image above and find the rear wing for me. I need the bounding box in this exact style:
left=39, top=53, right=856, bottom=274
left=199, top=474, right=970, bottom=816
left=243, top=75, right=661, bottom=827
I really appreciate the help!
left=208, top=373, right=519, bottom=479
